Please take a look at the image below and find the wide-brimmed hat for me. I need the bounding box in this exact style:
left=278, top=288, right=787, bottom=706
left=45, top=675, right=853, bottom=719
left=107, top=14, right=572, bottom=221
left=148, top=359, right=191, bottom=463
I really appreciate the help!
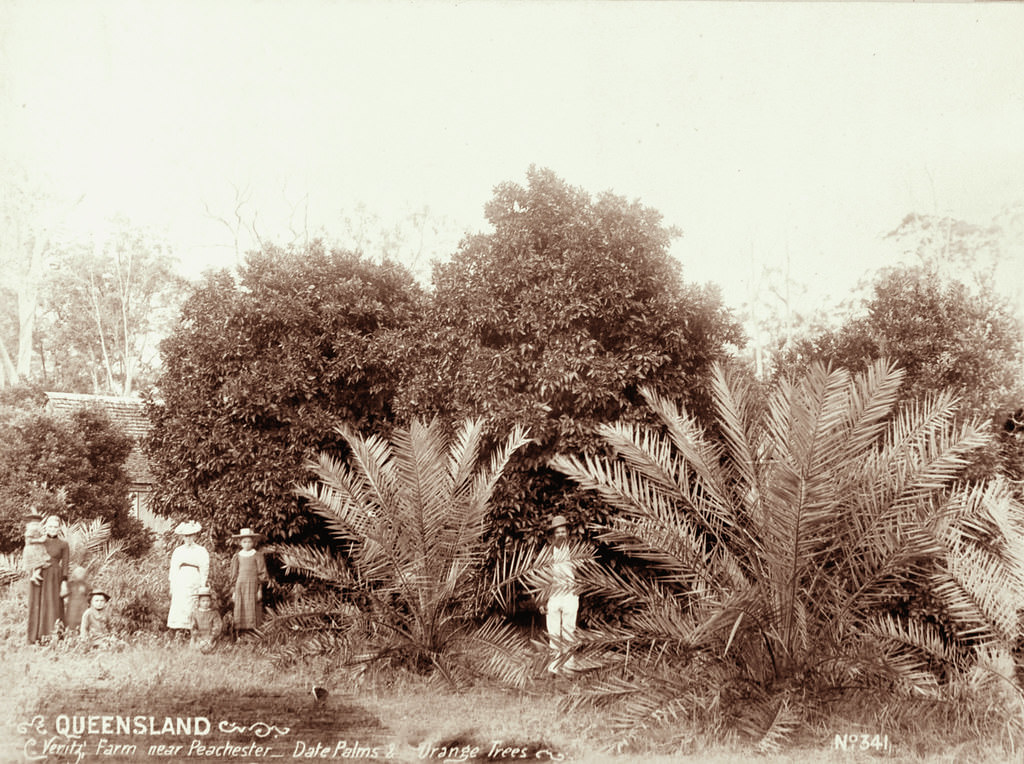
left=24, top=511, right=43, bottom=522
left=195, top=586, right=213, bottom=597
left=174, top=520, right=202, bottom=536
left=548, top=515, right=569, bottom=531
left=89, top=590, right=110, bottom=601
left=231, top=527, right=262, bottom=541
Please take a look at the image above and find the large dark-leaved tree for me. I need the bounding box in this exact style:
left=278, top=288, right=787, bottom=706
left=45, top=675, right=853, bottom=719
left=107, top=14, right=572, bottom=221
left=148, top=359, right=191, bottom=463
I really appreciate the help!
left=393, top=167, right=742, bottom=544
left=782, top=263, right=1022, bottom=419
left=0, top=387, right=145, bottom=555
left=780, top=261, right=1024, bottom=484
left=146, top=242, right=424, bottom=543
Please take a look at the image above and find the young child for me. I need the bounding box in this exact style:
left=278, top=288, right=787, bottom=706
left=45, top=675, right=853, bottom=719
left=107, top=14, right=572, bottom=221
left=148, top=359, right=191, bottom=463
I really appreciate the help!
left=189, top=586, right=222, bottom=653
left=80, top=590, right=112, bottom=647
left=64, top=566, right=91, bottom=631
left=229, top=528, right=269, bottom=636
left=22, top=513, right=50, bottom=585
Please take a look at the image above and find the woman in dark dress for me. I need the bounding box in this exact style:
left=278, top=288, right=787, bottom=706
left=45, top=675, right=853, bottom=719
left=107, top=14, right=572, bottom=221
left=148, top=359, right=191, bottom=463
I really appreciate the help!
left=27, top=515, right=69, bottom=643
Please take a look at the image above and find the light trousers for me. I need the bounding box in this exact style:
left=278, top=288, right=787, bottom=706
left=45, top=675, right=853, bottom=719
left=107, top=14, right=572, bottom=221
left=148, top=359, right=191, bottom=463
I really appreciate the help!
left=545, top=592, right=578, bottom=673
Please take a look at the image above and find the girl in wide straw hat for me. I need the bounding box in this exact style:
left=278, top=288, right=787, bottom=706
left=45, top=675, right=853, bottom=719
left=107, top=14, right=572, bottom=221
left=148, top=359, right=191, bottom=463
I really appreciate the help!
left=167, top=521, right=209, bottom=637
left=229, top=528, right=269, bottom=635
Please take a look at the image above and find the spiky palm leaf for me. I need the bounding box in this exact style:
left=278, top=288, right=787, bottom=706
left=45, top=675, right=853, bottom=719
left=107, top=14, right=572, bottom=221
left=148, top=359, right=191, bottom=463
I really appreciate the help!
left=285, top=417, right=530, bottom=684
left=62, top=518, right=125, bottom=574
left=551, top=359, right=1024, bottom=750
left=1, top=518, right=123, bottom=587
left=0, top=551, right=24, bottom=586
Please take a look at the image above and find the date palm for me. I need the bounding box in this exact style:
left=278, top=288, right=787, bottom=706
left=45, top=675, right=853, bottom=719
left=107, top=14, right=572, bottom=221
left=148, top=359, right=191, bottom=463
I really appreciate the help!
left=550, top=360, right=1024, bottom=751
left=1, top=517, right=121, bottom=586
left=272, top=417, right=533, bottom=685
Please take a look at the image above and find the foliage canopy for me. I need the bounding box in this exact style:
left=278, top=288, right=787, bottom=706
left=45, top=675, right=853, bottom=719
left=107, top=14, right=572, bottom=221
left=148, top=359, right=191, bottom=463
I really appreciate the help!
left=394, top=167, right=742, bottom=543
left=547, top=360, right=1024, bottom=751
left=782, top=263, right=1022, bottom=419
left=145, top=242, right=424, bottom=543
left=0, top=392, right=145, bottom=555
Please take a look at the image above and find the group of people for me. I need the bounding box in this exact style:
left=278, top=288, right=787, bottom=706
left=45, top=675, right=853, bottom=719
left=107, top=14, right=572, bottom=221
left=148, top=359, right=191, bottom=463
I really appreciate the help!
left=165, top=521, right=269, bottom=652
left=24, top=509, right=583, bottom=672
left=23, top=511, right=112, bottom=646
left=22, top=512, right=270, bottom=652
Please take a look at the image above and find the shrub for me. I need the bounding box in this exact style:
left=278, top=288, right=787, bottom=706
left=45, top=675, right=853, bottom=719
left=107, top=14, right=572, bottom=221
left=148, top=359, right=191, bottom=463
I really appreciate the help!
left=0, top=400, right=140, bottom=554
left=547, top=360, right=1024, bottom=753
left=271, top=418, right=534, bottom=685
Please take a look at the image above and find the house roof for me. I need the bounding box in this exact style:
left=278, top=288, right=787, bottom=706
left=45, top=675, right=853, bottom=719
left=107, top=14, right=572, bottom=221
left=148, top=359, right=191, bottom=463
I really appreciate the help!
left=44, top=392, right=155, bottom=485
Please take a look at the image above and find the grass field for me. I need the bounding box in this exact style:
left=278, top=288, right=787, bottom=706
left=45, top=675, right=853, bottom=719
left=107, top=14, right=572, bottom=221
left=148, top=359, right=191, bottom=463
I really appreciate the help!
left=4, top=632, right=1018, bottom=764
left=2, top=573, right=1019, bottom=764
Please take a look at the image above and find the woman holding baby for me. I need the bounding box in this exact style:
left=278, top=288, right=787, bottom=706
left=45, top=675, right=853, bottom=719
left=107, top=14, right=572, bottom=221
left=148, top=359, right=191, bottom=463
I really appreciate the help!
left=25, top=512, right=69, bottom=644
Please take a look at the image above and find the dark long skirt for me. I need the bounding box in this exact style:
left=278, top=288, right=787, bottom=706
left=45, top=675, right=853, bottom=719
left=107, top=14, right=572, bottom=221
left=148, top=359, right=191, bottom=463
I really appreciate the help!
left=27, top=559, right=65, bottom=643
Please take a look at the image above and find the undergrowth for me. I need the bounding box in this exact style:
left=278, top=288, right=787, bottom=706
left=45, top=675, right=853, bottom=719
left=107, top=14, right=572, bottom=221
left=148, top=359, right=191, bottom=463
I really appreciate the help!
left=1, top=546, right=1021, bottom=762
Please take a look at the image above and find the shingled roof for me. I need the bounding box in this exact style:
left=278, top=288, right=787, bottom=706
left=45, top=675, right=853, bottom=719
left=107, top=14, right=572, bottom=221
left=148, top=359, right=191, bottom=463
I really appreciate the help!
left=44, top=392, right=155, bottom=485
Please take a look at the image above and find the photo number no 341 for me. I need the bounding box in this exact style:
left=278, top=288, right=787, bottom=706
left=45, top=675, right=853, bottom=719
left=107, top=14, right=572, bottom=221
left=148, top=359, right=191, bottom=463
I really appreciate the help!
left=833, top=733, right=892, bottom=754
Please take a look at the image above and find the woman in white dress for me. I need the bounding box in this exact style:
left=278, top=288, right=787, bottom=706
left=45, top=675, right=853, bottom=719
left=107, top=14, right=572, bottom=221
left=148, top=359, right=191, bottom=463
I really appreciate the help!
left=167, top=521, right=209, bottom=635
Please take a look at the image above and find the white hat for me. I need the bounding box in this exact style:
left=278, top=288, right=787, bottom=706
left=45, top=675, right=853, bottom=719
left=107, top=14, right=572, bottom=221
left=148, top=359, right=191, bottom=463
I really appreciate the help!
left=174, top=520, right=202, bottom=536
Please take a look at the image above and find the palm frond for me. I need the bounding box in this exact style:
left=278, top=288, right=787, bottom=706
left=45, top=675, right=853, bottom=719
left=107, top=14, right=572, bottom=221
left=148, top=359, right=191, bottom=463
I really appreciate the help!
left=756, top=698, right=800, bottom=755
left=457, top=616, right=538, bottom=687
left=63, top=517, right=114, bottom=566
left=447, top=418, right=484, bottom=502
left=332, top=424, right=399, bottom=526
left=466, top=423, right=531, bottom=520
left=0, top=551, right=24, bottom=586
left=267, top=543, right=356, bottom=587
left=938, top=541, right=1022, bottom=643
left=637, top=387, right=738, bottom=533
left=840, top=358, right=906, bottom=459
left=709, top=363, right=762, bottom=504
left=391, top=418, right=451, bottom=574
left=865, top=614, right=960, bottom=669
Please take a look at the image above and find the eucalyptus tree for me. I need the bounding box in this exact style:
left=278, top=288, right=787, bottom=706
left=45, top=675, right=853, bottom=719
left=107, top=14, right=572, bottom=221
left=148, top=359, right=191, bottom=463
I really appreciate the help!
left=42, top=217, right=186, bottom=395
left=0, top=163, right=81, bottom=386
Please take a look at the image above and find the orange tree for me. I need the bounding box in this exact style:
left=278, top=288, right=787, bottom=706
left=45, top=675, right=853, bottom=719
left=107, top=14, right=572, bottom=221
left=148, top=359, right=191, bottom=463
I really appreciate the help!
left=390, top=167, right=742, bottom=550
left=0, top=387, right=146, bottom=554
left=145, top=242, right=424, bottom=544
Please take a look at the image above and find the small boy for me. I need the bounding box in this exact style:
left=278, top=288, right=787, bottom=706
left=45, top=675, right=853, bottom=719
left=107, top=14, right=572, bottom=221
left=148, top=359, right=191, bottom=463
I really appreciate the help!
left=189, top=586, right=222, bottom=653
left=80, top=590, right=112, bottom=647
left=23, top=513, right=50, bottom=585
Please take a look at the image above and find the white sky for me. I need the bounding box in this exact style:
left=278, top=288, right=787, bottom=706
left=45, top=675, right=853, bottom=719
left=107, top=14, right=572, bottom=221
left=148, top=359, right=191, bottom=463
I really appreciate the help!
left=3, top=1, right=1023, bottom=324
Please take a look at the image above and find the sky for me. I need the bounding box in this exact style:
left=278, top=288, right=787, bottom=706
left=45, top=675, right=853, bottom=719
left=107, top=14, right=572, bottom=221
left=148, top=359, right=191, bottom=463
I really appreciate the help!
left=2, top=1, right=1023, bottom=327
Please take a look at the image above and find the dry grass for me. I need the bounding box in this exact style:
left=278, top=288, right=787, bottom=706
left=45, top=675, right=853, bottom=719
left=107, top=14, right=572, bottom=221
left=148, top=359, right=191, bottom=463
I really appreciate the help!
left=1, top=578, right=1018, bottom=763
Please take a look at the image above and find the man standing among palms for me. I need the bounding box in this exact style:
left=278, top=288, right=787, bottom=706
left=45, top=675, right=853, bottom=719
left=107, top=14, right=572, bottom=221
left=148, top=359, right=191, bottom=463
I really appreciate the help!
left=538, top=514, right=578, bottom=674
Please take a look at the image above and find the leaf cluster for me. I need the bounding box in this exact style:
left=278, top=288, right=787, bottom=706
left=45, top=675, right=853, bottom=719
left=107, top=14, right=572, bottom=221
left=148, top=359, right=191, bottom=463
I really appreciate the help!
left=145, top=242, right=425, bottom=544
left=0, top=398, right=138, bottom=554
left=549, top=360, right=1024, bottom=751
